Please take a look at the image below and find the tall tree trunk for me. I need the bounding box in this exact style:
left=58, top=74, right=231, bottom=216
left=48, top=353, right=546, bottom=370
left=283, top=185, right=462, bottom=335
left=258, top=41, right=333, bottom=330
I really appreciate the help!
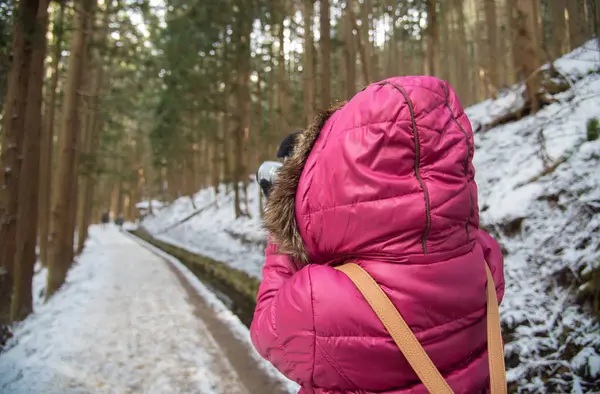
left=343, top=5, right=357, bottom=99
left=255, top=69, right=265, bottom=216
left=39, top=0, right=65, bottom=267
left=356, top=0, right=371, bottom=84
left=387, top=1, right=400, bottom=79
left=550, top=0, right=568, bottom=59
left=514, top=0, right=541, bottom=113
left=303, top=0, right=315, bottom=124
left=363, top=0, right=379, bottom=81
left=452, top=0, right=471, bottom=103
left=276, top=15, right=289, bottom=135
left=233, top=5, right=251, bottom=218
left=46, top=0, right=93, bottom=299
left=567, top=1, right=588, bottom=49
left=484, top=0, right=500, bottom=89
left=267, top=49, right=276, bottom=158
left=320, top=0, right=331, bottom=107
left=12, top=0, right=50, bottom=322
left=0, top=0, right=39, bottom=343
left=427, top=0, right=438, bottom=75
left=76, top=28, right=109, bottom=254
left=350, top=2, right=370, bottom=85
left=437, top=0, right=449, bottom=83
left=221, top=106, right=231, bottom=188
left=116, top=180, right=124, bottom=216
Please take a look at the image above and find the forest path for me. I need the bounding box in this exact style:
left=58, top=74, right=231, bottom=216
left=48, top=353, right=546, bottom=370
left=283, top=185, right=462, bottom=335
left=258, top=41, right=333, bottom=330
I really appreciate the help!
left=0, top=226, right=290, bottom=394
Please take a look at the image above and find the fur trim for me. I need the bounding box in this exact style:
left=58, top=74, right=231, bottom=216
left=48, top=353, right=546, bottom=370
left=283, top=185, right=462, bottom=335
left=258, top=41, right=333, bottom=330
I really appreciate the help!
left=264, top=102, right=346, bottom=265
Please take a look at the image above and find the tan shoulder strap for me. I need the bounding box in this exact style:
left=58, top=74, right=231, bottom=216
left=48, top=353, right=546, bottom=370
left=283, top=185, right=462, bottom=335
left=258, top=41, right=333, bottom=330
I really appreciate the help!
left=335, top=262, right=507, bottom=394
left=483, top=263, right=508, bottom=394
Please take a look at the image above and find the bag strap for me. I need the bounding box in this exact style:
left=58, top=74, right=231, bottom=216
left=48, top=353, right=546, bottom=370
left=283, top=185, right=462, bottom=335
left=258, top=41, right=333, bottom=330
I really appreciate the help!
left=483, top=262, right=508, bottom=394
left=335, top=262, right=507, bottom=394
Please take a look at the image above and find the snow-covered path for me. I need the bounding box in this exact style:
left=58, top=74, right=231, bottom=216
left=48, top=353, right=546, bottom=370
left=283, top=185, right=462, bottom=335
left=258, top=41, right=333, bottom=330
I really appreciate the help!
left=0, top=226, right=291, bottom=394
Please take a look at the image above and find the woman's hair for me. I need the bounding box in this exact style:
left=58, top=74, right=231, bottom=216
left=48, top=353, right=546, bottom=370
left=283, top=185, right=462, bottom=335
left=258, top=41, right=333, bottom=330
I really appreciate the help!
left=276, top=131, right=301, bottom=159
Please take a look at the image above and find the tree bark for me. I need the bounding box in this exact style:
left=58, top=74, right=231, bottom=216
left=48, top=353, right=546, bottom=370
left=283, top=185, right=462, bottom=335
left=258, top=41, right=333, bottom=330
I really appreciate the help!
left=76, top=37, right=109, bottom=254
left=0, top=0, right=39, bottom=341
left=484, top=0, right=500, bottom=89
left=39, top=0, right=65, bottom=267
left=11, top=0, right=50, bottom=322
left=514, top=0, right=541, bottom=113
left=320, top=0, right=331, bottom=107
left=349, top=0, right=370, bottom=85
left=46, top=0, right=94, bottom=299
left=233, top=4, right=251, bottom=218
left=566, top=1, right=588, bottom=49
left=343, top=4, right=357, bottom=99
left=550, top=0, right=568, bottom=59
left=276, top=14, right=289, bottom=135
left=452, top=0, right=472, bottom=104
left=303, top=0, right=315, bottom=123
left=427, top=0, right=438, bottom=75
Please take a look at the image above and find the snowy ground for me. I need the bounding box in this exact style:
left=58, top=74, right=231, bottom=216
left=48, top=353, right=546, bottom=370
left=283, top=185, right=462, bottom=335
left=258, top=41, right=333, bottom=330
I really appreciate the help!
left=141, top=40, right=600, bottom=391
left=0, top=226, right=296, bottom=394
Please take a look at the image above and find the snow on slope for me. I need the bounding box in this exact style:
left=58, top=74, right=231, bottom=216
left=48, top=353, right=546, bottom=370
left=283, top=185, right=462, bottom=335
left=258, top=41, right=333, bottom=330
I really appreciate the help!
left=141, top=40, right=600, bottom=391
left=142, top=183, right=267, bottom=279
left=469, top=40, right=600, bottom=391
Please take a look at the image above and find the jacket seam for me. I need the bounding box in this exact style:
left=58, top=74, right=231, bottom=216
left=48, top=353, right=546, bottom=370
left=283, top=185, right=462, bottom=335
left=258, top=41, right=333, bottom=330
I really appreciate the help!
left=315, top=340, right=358, bottom=388
left=441, top=82, right=473, bottom=242
left=380, top=81, right=431, bottom=254
left=308, top=265, right=317, bottom=387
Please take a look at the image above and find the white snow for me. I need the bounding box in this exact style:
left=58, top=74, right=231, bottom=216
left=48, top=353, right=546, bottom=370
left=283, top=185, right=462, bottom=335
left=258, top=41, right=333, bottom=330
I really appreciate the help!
left=0, top=226, right=295, bottom=394
left=135, top=199, right=165, bottom=210
left=138, top=40, right=600, bottom=392
left=471, top=40, right=600, bottom=391
left=141, top=184, right=267, bottom=279
left=550, top=39, right=600, bottom=80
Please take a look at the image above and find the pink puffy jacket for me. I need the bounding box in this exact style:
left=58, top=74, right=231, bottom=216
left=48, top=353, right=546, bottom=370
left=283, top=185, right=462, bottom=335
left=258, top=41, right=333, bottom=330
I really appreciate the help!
left=251, top=76, right=505, bottom=394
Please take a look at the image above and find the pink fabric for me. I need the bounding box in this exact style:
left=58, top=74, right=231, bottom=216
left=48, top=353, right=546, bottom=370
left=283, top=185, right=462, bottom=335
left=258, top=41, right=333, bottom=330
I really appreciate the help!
left=251, top=76, right=505, bottom=393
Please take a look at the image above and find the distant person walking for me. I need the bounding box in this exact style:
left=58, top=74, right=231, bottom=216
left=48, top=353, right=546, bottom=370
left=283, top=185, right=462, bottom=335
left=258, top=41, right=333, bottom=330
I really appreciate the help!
left=115, top=215, right=124, bottom=231
left=101, top=211, right=110, bottom=228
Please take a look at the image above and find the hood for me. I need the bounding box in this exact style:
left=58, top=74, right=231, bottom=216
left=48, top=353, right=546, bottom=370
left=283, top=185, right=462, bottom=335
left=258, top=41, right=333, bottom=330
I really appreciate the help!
left=265, top=76, right=479, bottom=265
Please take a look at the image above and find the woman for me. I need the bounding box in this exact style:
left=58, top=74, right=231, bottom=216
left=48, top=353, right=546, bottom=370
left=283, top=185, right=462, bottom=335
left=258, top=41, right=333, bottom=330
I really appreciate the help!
left=251, top=76, right=505, bottom=393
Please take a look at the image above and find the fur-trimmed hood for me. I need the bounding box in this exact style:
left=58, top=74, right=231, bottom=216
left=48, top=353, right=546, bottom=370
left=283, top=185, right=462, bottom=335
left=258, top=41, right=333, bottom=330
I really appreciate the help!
left=264, top=102, right=345, bottom=264
left=264, top=76, right=479, bottom=267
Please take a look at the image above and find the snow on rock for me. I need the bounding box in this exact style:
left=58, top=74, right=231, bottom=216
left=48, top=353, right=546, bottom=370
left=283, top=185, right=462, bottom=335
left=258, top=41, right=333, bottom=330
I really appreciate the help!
left=550, top=39, right=600, bottom=81
left=135, top=199, right=165, bottom=210
left=465, top=85, right=525, bottom=133
left=0, top=226, right=255, bottom=394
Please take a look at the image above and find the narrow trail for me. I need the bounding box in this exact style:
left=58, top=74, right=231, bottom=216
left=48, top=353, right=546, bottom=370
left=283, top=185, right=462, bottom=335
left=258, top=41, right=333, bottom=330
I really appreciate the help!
left=0, top=226, right=290, bottom=394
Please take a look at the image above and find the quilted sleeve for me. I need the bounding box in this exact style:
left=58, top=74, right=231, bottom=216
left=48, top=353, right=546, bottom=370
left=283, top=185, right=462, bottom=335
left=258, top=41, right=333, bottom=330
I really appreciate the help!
left=250, top=240, right=316, bottom=387
left=477, top=229, right=506, bottom=304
